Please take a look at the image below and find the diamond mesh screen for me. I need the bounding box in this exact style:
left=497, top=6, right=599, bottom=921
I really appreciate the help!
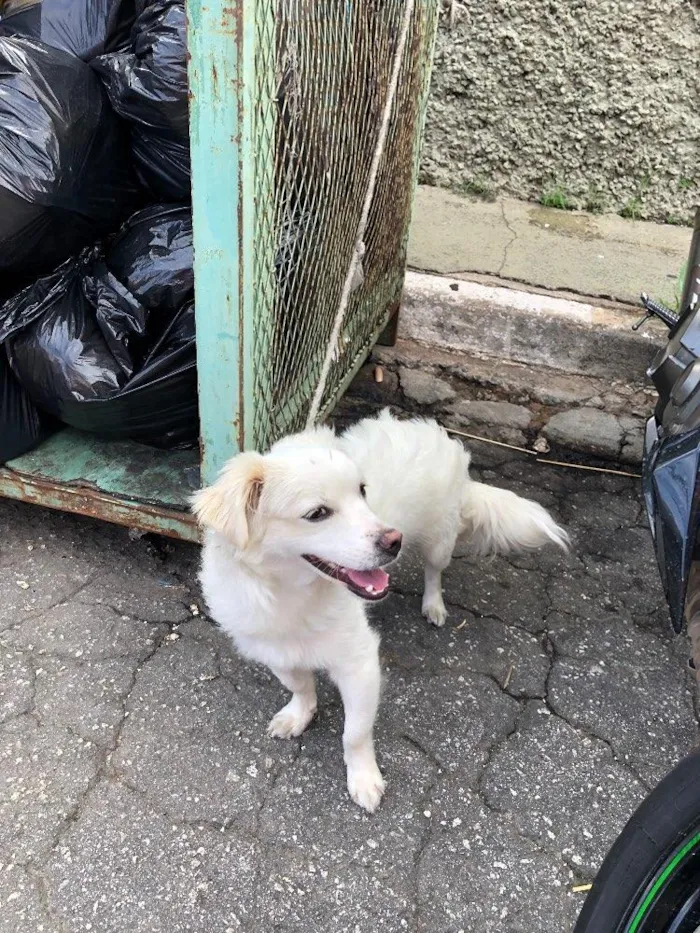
left=251, top=0, right=438, bottom=449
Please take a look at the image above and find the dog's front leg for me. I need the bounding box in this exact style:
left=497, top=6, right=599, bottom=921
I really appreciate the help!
left=329, top=639, right=385, bottom=813
left=267, top=667, right=318, bottom=739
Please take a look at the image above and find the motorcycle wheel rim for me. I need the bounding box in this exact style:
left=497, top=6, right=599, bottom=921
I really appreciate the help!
left=627, top=829, right=700, bottom=932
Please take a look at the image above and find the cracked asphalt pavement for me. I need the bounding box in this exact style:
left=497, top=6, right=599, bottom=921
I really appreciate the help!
left=1, top=443, right=698, bottom=933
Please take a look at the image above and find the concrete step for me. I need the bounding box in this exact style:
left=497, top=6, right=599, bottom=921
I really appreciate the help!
left=400, top=270, right=665, bottom=384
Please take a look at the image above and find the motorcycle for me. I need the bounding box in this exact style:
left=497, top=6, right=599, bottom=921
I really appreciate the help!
left=574, top=207, right=700, bottom=932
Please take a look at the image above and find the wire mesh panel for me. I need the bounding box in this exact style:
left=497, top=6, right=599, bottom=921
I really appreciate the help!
left=251, top=0, right=439, bottom=448
left=188, top=0, right=438, bottom=482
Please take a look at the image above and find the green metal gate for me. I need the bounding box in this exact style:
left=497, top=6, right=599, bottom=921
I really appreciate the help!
left=0, top=0, right=439, bottom=541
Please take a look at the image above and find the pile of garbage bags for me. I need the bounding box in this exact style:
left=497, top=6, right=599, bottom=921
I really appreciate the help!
left=0, top=0, right=196, bottom=463
left=93, top=0, right=190, bottom=201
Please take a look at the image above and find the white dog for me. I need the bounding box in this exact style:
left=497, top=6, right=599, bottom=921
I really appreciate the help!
left=192, top=441, right=401, bottom=812
left=193, top=410, right=568, bottom=812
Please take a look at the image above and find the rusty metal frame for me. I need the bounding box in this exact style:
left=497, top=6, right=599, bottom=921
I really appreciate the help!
left=0, top=467, right=199, bottom=541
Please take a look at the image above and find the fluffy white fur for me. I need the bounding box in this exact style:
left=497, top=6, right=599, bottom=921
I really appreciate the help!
left=193, top=443, right=401, bottom=812
left=279, top=410, right=569, bottom=626
left=340, top=411, right=569, bottom=625
left=194, top=410, right=568, bottom=813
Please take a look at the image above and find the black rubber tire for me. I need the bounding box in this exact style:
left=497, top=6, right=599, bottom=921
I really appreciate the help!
left=574, top=747, right=700, bottom=932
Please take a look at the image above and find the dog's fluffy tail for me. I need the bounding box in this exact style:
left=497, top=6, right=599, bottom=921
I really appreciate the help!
left=461, top=481, right=570, bottom=557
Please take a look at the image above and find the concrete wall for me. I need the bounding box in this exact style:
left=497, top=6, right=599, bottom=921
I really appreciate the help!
left=420, top=0, right=699, bottom=224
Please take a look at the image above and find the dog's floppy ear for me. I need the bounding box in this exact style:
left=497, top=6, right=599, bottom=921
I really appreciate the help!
left=191, top=452, right=265, bottom=549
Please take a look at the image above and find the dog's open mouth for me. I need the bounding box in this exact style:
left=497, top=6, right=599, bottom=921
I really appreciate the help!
left=303, top=555, right=390, bottom=601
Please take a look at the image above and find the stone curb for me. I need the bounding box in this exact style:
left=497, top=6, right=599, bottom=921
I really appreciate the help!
left=338, top=273, right=667, bottom=465
left=401, top=270, right=665, bottom=382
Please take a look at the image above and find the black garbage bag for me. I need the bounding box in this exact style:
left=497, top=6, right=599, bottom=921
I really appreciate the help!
left=61, top=300, right=197, bottom=448
left=92, top=0, right=190, bottom=201
left=0, top=36, right=140, bottom=302
left=0, top=350, right=54, bottom=463
left=0, top=205, right=198, bottom=449
left=0, top=250, right=145, bottom=403
left=106, top=203, right=193, bottom=315
left=0, top=0, right=136, bottom=61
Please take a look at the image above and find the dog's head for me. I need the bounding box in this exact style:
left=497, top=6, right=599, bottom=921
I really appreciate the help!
left=192, top=446, right=401, bottom=601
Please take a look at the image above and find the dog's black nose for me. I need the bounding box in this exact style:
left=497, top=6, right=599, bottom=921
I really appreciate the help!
left=378, top=528, right=402, bottom=557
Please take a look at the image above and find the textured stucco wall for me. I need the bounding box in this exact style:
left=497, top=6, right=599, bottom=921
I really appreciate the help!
left=420, top=0, right=700, bottom=224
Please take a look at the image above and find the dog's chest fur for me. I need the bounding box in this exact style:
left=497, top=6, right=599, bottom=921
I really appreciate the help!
left=200, top=530, right=375, bottom=672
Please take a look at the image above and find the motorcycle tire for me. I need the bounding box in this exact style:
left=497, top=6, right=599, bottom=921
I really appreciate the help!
left=574, top=747, right=700, bottom=933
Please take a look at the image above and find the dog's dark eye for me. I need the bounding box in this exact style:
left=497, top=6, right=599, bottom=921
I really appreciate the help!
left=359, top=483, right=367, bottom=498
left=304, top=506, right=332, bottom=523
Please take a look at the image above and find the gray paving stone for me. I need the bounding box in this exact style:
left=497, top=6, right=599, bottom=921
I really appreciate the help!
left=0, top=553, right=96, bottom=634
left=399, top=366, right=456, bottom=405
left=34, top=656, right=139, bottom=749
left=544, top=408, right=624, bottom=459
left=548, top=655, right=698, bottom=786
left=547, top=611, right=683, bottom=668
left=443, top=558, right=551, bottom=633
left=373, top=593, right=549, bottom=697
left=256, top=733, right=438, bottom=931
left=2, top=601, right=165, bottom=662
left=0, top=716, right=100, bottom=865
left=0, top=648, right=34, bottom=724
left=559, top=489, right=642, bottom=533
left=449, top=399, right=533, bottom=430
left=382, top=671, right=520, bottom=781
left=621, top=432, right=645, bottom=465
left=74, top=569, right=194, bottom=624
left=113, top=636, right=299, bottom=831
left=389, top=545, right=553, bottom=633
left=546, top=566, right=659, bottom=626
left=258, top=845, right=414, bottom=932
left=0, top=864, right=51, bottom=933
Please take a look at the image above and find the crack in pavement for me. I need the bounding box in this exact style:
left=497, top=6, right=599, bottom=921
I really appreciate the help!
left=24, top=625, right=170, bottom=889
left=395, top=735, right=453, bottom=932
left=0, top=572, right=100, bottom=635
left=541, top=632, right=653, bottom=793
left=472, top=694, right=602, bottom=884
left=497, top=201, right=519, bottom=277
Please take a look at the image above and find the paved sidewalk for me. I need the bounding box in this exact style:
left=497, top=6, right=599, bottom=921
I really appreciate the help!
left=0, top=444, right=697, bottom=933
left=409, top=186, right=691, bottom=307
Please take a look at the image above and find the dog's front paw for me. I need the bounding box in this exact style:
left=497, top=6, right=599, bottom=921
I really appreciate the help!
left=422, top=596, right=447, bottom=627
left=347, top=763, right=386, bottom=813
left=267, top=700, right=316, bottom=739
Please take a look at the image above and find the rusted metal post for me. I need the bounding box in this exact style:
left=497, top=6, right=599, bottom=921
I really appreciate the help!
left=187, top=0, right=258, bottom=483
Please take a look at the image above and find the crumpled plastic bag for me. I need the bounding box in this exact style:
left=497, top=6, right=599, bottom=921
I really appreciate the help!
left=93, top=0, right=190, bottom=201
left=106, top=203, right=194, bottom=316
left=0, top=0, right=135, bottom=61
left=0, top=35, right=140, bottom=302
left=0, top=205, right=197, bottom=449
left=0, top=350, right=54, bottom=463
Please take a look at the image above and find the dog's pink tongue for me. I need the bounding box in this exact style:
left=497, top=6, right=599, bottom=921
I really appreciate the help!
left=346, top=568, right=389, bottom=590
